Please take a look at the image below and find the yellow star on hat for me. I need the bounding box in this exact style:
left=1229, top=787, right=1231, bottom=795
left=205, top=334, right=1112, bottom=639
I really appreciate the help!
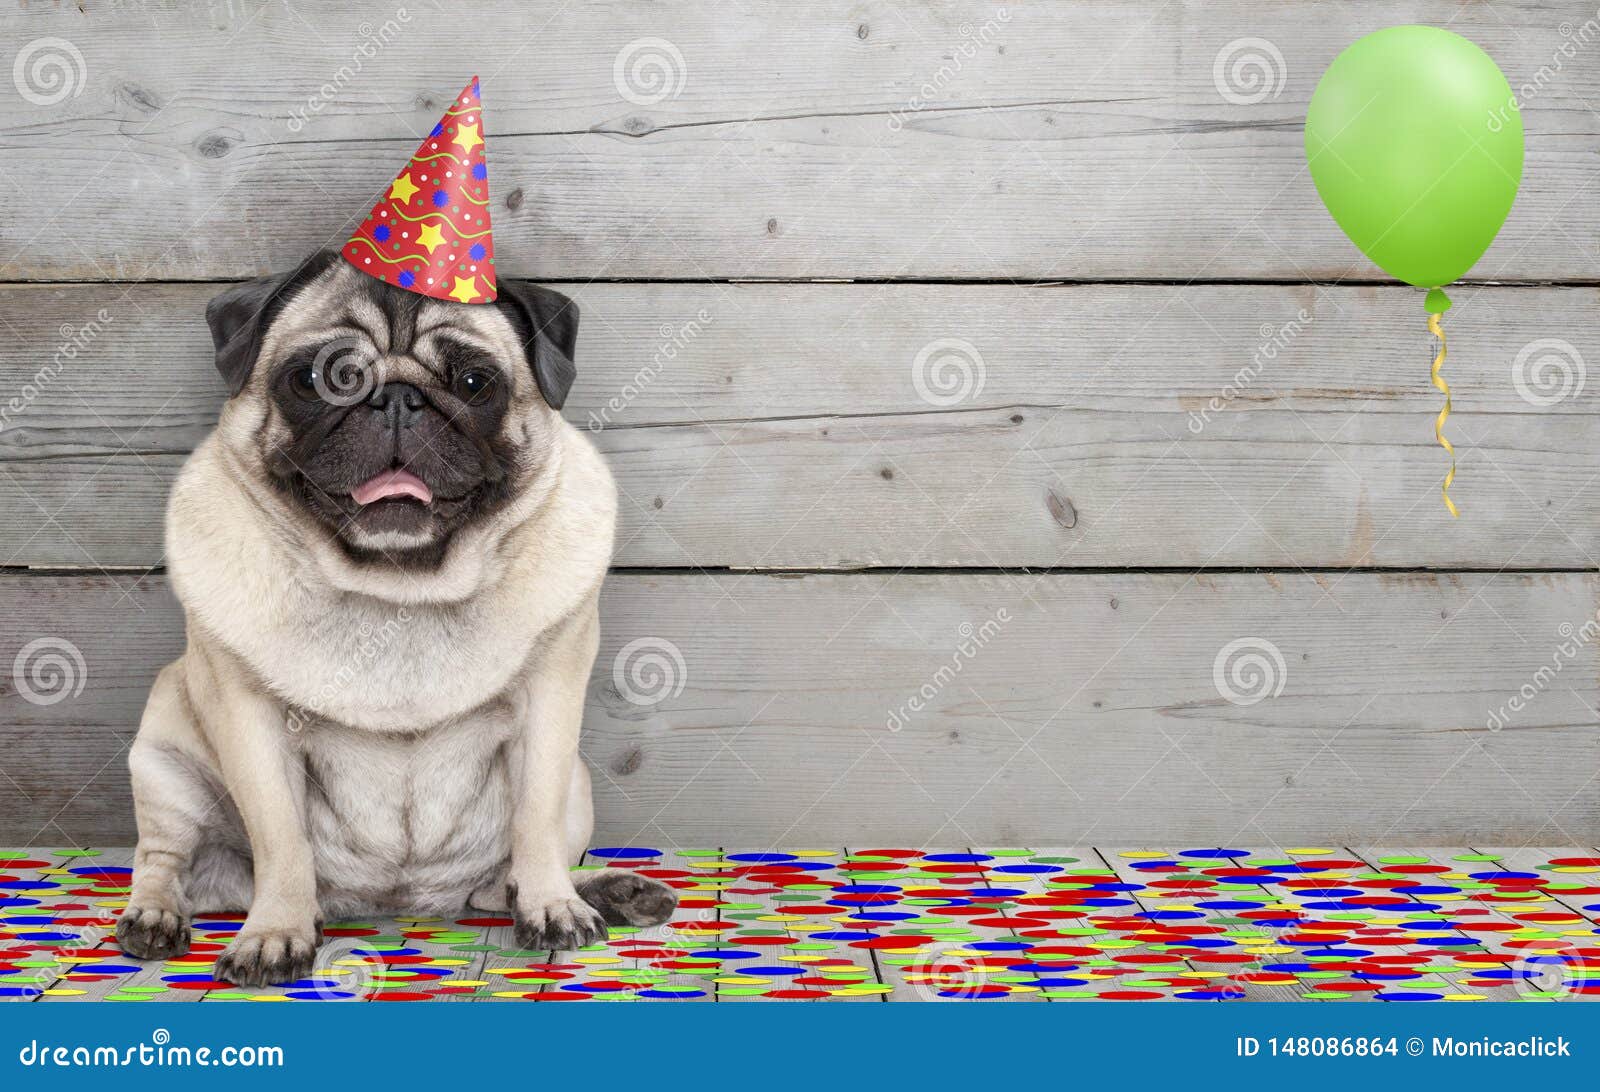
left=415, top=222, right=447, bottom=254
left=388, top=172, right=420, bottom=203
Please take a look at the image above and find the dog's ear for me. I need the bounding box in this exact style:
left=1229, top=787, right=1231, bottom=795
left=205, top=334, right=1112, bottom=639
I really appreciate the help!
left=494, top=280, right=578, bottom=410
left=206, top=251, right=340, bottom=396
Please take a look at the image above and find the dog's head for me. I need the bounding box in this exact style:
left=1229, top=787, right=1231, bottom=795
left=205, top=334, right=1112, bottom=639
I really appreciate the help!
left=205, top=250, right=577, bottom=568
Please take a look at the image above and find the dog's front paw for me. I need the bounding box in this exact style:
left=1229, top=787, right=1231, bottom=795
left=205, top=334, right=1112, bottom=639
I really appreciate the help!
left=511, top=889, right=608, bottom=951
left=116, top=905, right=191, bottom=961
left=214, top=925, right=318, bottom=987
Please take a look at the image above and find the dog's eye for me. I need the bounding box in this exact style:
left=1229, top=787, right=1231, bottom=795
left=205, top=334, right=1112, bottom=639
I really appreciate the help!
left=453, top=370, right=496, bottom=405
left=288, top=366, right=321, bottom=401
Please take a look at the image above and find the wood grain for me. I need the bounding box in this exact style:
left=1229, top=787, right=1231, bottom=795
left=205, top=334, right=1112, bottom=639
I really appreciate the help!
left=2, top=571, right=1595, bottom=846
left=0, top=2, right=1594, bottom=280
left=3, top=282, right=1596, bottom=569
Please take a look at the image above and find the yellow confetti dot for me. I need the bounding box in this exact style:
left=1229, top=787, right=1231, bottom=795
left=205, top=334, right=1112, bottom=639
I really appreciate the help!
left=1286, top=848, right=1335, bottom=855
left=1118, top=851, right=1166, bottom=858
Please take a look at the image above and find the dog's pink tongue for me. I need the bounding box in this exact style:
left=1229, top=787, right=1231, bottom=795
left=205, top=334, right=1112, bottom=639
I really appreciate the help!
left=352, top=468, right=433, bottom=505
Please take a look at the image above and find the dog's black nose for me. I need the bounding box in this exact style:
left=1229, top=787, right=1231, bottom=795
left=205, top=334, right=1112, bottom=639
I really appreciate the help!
left=367, top=382, right=427, bottom=427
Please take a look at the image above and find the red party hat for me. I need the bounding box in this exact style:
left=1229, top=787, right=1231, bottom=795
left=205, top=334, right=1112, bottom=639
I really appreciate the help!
left=344, top=77, right=497, bottom=304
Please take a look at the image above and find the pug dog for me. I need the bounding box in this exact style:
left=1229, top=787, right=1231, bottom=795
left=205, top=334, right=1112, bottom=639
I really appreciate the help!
left=115, top=249, right=677, bottom=986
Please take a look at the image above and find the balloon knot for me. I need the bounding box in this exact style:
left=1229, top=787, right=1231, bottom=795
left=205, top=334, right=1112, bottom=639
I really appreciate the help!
left=1425, top=287, right=1452, bottom=314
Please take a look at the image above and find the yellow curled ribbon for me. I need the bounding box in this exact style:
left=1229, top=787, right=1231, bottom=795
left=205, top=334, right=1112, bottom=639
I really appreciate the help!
left=1428, top=309, right=1458, bottom=518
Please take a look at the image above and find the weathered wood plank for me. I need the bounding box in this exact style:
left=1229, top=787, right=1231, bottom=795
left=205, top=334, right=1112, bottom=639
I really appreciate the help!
left=2, top=571, right=1596, bottom=846
left=3, top=283, right=1598, bottom=569
left=0, top=1, right=1594, bottom=280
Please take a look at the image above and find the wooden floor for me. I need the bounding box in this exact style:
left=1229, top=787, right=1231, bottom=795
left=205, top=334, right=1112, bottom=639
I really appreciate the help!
left=3, top=846, right=1596, bottom=1002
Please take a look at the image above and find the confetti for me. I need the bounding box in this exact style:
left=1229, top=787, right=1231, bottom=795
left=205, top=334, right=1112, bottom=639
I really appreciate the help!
left=3, top=848, right=1596, bottom=1001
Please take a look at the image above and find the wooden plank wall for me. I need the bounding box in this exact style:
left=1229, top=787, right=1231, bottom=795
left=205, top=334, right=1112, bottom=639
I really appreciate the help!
left=0, top=1, right=1596, bottom=845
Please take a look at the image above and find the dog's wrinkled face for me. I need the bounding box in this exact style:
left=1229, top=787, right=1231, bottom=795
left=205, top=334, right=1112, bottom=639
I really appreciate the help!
left=206, top=251, right=579, bottom=567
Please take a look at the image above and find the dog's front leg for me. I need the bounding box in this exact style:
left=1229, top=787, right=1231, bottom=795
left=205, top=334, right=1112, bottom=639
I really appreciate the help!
left=189, top=643, right=320, bottom=987
left=506, top=604, right=608, bottom=951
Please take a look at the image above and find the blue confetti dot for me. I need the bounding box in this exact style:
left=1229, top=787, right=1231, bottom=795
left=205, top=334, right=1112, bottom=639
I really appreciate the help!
left=468, top=242, right=486, bottom=260
left=373, top=224, right=391, bottom=242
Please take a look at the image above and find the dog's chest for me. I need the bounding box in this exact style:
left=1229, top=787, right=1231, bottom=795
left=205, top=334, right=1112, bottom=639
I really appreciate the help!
left=298, top=710, right=519, bottom=910
left=264, top=592, right=535, bottom=731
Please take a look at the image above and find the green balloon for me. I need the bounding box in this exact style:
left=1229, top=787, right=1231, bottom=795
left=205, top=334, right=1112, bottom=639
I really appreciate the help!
left=1306, top=26, right=1523, bottom=291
